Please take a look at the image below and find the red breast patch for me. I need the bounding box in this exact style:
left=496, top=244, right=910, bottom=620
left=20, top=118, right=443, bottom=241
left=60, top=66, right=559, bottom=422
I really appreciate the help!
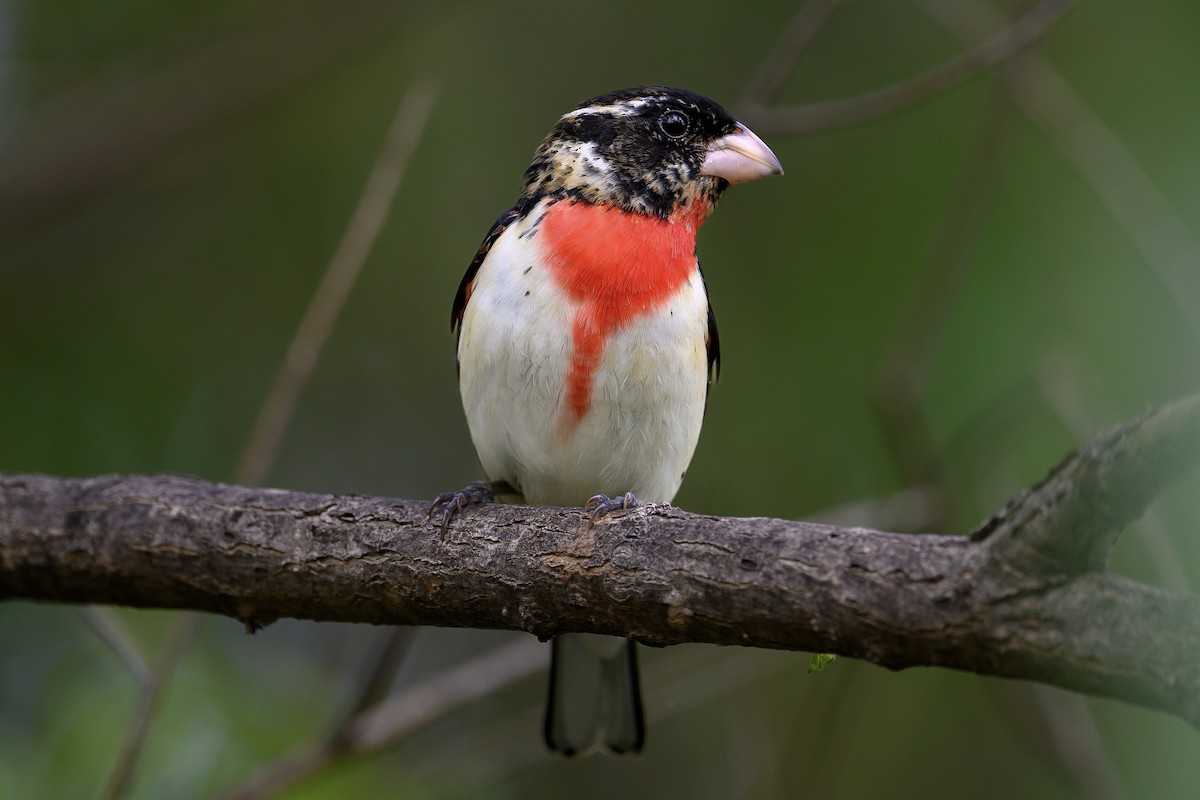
left=541, top=200, right=706, bottom=431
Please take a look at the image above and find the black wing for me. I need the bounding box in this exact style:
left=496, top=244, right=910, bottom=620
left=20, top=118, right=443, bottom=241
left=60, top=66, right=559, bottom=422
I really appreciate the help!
left=697, top=262, right=720, bottom=405
left=451, top=207, right=521, bottom=340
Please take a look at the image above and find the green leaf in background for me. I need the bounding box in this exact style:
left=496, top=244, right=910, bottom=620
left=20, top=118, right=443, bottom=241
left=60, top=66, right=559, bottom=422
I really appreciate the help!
left=807, top=653, right=837, bottom=674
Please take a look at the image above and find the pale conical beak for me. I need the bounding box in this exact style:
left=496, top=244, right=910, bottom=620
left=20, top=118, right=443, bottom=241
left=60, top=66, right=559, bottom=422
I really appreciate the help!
left=701, top=122, right=784, bottom=184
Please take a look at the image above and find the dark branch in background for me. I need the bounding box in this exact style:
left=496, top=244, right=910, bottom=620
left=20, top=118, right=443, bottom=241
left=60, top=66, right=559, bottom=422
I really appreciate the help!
left=65, top=71, right=436, bottom=800
left=3, top=394, right=1199, bottom=730
left=736, top=0, right=847, bottom=109
left=918, top=0, right=1200, bottom=339
left=90, top=612, right=196, bottom=800
left=738, top=0, right=1079, bottom=133
left=224, top=627, right=801, bottom=798
left=1038, top=355, right=1193, bottom=595
left=863, top=50, right=1121, bottom=789
left=235, top=79, right=437, bottom=486
left=1031, top=361, right=1160, bottom=797
left=973, top=393, right=1200, bottom=572
left=872, top=85, right=1019, bottom=526
left=0, top=0, right=415, bottom=243
left=215, top=638, right=546, bottom=800
left=740, top=0, right=1183, bottom=790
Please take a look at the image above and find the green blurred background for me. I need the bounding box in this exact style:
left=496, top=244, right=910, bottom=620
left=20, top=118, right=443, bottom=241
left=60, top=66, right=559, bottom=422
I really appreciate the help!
left=2, top=0, right=1199, bottom=797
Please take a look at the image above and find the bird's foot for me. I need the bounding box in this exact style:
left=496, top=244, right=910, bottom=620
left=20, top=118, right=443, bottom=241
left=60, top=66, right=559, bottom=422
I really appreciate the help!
left=429, top=480, right=504, bottom=537
left=584, top=491, right=642, bottom=527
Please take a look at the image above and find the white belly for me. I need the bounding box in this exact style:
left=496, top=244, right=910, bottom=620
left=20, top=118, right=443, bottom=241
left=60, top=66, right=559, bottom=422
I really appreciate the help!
left=456, top=209, right=709, bottom=507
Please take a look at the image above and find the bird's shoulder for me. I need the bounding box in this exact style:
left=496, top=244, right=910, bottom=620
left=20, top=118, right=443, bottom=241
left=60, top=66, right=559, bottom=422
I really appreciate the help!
left=697, top=262, right=720, bottom=398
left=451, top=206, right=522, bottom=336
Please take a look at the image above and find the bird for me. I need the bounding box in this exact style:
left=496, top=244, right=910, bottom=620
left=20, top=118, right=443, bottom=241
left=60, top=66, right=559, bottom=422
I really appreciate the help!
left=430, top=86, right=782, bottom=756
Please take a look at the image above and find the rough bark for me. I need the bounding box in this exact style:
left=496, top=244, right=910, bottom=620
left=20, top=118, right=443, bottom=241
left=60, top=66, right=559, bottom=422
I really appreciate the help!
left=1, top=394, right=1198, bottom=729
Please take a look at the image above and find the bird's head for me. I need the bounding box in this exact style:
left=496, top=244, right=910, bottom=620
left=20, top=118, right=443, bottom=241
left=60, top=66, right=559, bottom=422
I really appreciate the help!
left=519, top=86, right=782, bottom=220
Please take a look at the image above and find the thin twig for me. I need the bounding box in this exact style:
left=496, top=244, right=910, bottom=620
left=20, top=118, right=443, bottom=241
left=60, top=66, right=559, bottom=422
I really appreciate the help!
left=89, top=77, right=437, bottom=800
left=873, top=85, right=1018, bottom=527
left=880, top=84, right=1017, bottom=391
left=216, top=637, right=546, bottom=800
left=918, top=0, right=1200, bottom=341
left=742, top=0, right=1079, bottom=134
left=433, top=648, right=806, bottom=793
left=979, top=453, right=1124, bottom=800
left=973, top=394, right=1200, bottom=575
left=236, top=78, right=438, bottom=485
left=0, top=0, right=412, bottom=243
left=334, top=628, right=416, bottom=726
left=93, top=615, right=198, bottom=800
left=77, top=607, right=153, bottom=686
left=1037, top=351, right=1191, bottom=593
left=346, top=638, right=545, bottom=751
left=212, top=79, right=439, bottom=799
left=79, top=586, right=201, bottom=800
left=807, top=485, right=943, bottom=531
left=1031, top=686, right=1125, bottom=800
left=737, top=0, right=847, bottom=110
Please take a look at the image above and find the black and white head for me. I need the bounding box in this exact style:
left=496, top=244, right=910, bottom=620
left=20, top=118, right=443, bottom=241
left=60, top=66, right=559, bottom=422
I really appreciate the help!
left=519, top=86, right=782, bottom=218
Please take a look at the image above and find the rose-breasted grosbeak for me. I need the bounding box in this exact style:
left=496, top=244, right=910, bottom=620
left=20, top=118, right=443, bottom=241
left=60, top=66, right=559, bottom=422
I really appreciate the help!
left=432, top=86, right=781, bottom=756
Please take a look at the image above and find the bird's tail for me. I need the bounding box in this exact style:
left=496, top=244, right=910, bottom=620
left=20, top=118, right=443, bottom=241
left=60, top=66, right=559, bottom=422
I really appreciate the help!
left=544, top=633, right=644, bottom=756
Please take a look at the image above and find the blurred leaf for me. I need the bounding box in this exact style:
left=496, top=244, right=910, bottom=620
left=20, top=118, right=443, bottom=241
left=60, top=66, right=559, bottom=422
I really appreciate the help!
left=807, top=653, right=838, bottom=675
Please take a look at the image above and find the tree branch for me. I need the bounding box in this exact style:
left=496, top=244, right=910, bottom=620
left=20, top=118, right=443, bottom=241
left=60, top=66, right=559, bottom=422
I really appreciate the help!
left=918, top=0, right=1200, bottom=342
left=740, top=0, right=1079, bottom=134
left=215, top=638, right=546, bottom=800
left=235, top=78, right=437, bottom=486
left=0, top=0, right=415, bottom=243
left=2, top=395, right=1199, bottom=728
left=974, top=394, right=1200, bottom=571
left=736, top=0, right=847, bottom=110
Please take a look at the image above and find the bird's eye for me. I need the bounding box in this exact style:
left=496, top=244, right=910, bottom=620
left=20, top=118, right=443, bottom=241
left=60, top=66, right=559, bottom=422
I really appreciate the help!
left=659, top=110, right=690, bottom=139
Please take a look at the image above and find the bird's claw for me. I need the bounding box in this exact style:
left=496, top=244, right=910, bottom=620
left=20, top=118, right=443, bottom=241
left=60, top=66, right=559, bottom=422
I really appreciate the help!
left=428, top=480, right=496, bottom=538
left=584, top=491, right=641, bottom=527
